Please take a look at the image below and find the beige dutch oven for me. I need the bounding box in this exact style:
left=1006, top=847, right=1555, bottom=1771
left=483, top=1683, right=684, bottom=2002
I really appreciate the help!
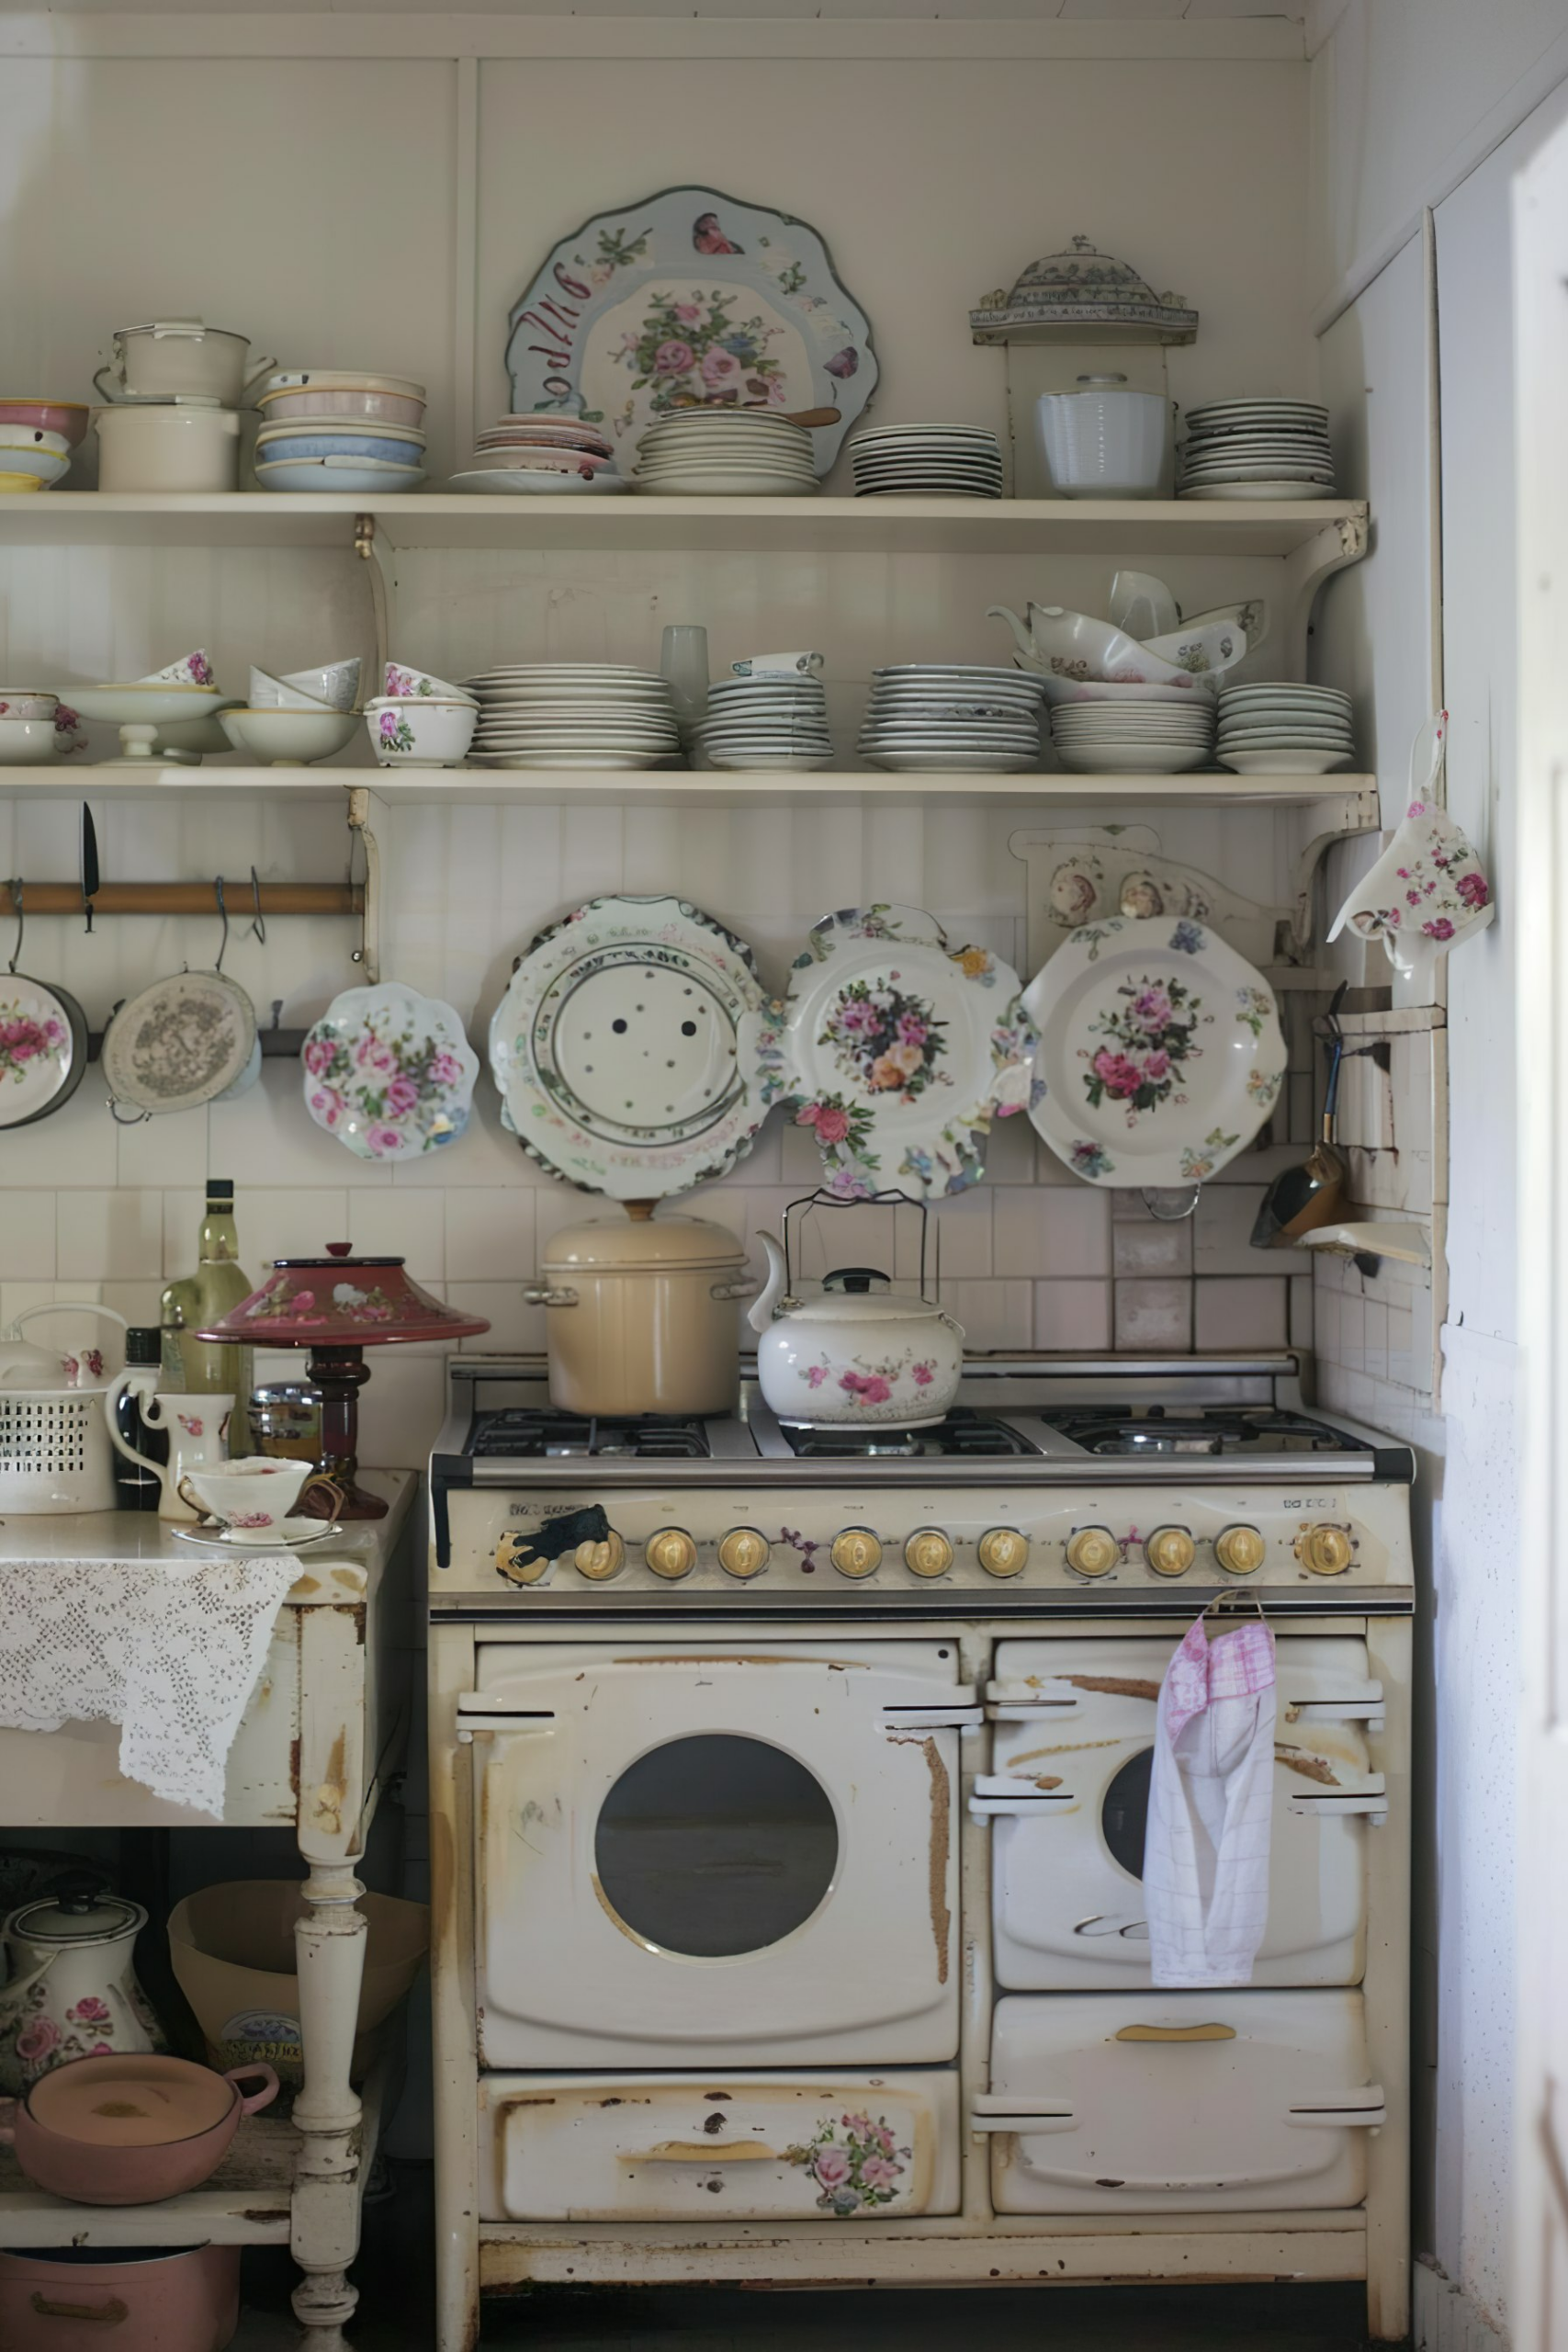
left=525, top=1207, right=755, bottom=1417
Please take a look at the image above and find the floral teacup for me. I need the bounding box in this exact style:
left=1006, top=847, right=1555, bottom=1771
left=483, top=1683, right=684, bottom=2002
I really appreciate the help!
left=1327, top=714, right=1494, bottom=980
left=177, top=1455, right=342, bottom=1540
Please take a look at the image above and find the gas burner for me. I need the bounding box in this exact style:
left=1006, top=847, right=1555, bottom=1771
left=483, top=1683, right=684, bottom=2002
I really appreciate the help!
left=468, top=1408, right=711, bottom=1462
left=784, top=1410, right=1038, bottom=1462
left=1040, top=1406, right=1372, bottom=1458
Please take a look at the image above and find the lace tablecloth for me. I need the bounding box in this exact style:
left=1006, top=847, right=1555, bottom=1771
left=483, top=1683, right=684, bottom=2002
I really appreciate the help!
left=0, top=1548, right=303, bottom=1815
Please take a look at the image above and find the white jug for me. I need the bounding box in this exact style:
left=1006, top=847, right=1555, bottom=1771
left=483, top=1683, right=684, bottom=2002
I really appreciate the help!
left=0, top=1880, right=164, bottom=2094
left=104, top=1381, right=234, bottom=1521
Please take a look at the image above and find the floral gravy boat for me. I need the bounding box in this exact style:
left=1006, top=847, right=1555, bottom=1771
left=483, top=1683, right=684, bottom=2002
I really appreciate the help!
left=1327, top=714, right=1492, bottom=979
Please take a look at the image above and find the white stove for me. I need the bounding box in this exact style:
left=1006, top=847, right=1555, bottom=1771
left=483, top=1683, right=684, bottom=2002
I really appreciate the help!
left=427, top=1353, right=1413, bottom=2350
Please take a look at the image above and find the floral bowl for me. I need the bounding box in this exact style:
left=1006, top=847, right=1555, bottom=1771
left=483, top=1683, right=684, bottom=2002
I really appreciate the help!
left=988, top=603, right=1246, bottom=704
left=0, top=399, right=90, bottom=448
left=0, top=471, right=43, bottom=494
left=0, top=689, right=58, bottom=722
left=364, top=696, right=476, bottom=768
left=301, top=981, right=479, bottom=1159
left=382, top=662, right=476, bottom=707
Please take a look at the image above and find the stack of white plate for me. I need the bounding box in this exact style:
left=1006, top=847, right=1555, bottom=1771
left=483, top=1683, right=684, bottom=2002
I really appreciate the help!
left=1050, top=694, right=1215, bottom=775
left=461, top=665, right=681, bottom=770
left=1217, top=682, right=1355, bottom=775
left=449, top=414, right=626, bottom=496
left=848, top=424, right=1004, bottom=499
left=633, top=411, right=818, bottom=497
left=699, top=675, right=834, bottom=771
left=1178, top=400, right=1336, bottom=500
left=859, top=665, right=1043, bottom=773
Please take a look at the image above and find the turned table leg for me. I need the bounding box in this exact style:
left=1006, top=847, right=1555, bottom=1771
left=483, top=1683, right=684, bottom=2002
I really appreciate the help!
left=290, top=1860, right=368, bottom=2349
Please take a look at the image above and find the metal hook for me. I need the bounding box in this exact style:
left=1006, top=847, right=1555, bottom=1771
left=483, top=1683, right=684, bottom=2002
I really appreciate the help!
left=213, top=876, right=230, bottom=973
left=248, top=865, right=267, bottom=945
left=7, top=879, right=21, bottom=977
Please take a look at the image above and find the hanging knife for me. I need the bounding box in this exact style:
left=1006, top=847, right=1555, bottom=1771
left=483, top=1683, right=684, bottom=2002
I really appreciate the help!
left=81, top=803, right=99, bottom=933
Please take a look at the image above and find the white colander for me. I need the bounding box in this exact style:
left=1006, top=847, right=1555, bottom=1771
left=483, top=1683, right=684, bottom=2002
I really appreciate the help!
left=0, top=1305, right=129, bottom=1513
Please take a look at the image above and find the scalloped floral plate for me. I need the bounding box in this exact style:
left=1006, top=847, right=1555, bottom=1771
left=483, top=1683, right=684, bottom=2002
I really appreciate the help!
left=741, top=902, right=1036, bottom=1200
left=1022, top=915, right=1286, bottom=1186
left=302, top=981, right=479, bottom=1160
left=489, top=893, right=769, bottom=1199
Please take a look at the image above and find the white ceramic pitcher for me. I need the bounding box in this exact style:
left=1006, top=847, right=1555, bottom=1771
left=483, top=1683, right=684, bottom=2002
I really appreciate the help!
left=104, top=1381, right=233, bottom=1521
left=0, top=1882, right=164, bottom=2094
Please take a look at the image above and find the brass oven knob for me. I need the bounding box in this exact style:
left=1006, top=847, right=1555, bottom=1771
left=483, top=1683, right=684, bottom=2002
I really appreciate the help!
left=645, top=1527, right=697, bottom=1581
left=904, top=1529, right=954, bottom=1580
left=1145, top=1526, right=1196, bottom=1578
left=978, top=1527, right=1029, bottom=1579
left=832, top=1528, right=882, bottom=1579
left=1299, top=1523, right=1354, bottom=1577
left=1215, top=1524, right=1266, bottom=1577
left=718, top=1528, right=770, bottom=1580
left=495, top=1532, right=551, bottom=1585
left=1066, top=1525, right=1119, bottom=1578
left=574, top=1532, right=626, bottom=1581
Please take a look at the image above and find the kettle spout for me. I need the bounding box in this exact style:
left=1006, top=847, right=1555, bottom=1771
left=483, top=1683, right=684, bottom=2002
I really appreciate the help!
left=748, top=1233, right=786, bottom=1334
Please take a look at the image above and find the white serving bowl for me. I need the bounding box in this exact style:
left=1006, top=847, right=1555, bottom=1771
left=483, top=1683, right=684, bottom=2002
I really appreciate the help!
left=281, top=657, right=361, bottom=711
left=0, top=717, right=58, bottom=764
left=364, top=696, right=477, bottom=767
left=220, top=707, right=360, bottom=765
left=249, top=666, right=333, bottom=712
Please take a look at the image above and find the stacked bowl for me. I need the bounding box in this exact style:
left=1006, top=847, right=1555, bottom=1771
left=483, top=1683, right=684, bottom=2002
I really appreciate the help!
left=254, top=371, right=427, bottom=494
left=859, top=664, right=1043, bottom=773
left=450, top=414, right=625, bottom=494
left=222, top=656, right=361, bottom=764
left=1049, top=690, right=1215, bottom=775
left=699, top=673, right=833, bottom=771
left=0, top=400, right=84, bottom=492
left=462, top=665, right=681, bottom=770
left=1216, top=682, right=1355, bottom=775
left=366, top=660, right=478, bottom=768
left=633, top=410, right=818, bottom=497
left=849, top=424, right=1003, bottom=499
left=1178, top=400, right=1336, bottom=500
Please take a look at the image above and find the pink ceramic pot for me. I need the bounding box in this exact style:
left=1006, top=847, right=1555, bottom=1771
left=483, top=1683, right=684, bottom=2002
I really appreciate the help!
left=0, top=2053, right=277, bottom=2204
left=0, top=2244, right=239, bottom=2350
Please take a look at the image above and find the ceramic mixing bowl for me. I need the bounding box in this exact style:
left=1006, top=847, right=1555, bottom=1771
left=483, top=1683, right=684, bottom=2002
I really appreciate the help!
left=220, top=707, right=359, bottom=765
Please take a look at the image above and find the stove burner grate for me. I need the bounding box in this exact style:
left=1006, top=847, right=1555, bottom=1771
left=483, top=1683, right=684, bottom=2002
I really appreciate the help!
left=1041, top=1406, right=1372, bottom=1457
left=784, top=1409, right=1037, bottom=1461
left=468, top=1408, right=712, bottom=1462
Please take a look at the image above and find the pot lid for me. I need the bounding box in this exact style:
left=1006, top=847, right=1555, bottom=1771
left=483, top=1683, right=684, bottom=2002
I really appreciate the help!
left=8, top=1881, right=146, bottom=1947
left=0, top=1335, right=75, bottom=1388
left=194, top=1244, right=490, bottom=1347
left=971, top=235, right=1198, bottom=343
left=784, top=1270, right=945, bottom=1325
left=114, top=320, right=247, bottom=342
left=544, top=1212, right=748, bottom=1272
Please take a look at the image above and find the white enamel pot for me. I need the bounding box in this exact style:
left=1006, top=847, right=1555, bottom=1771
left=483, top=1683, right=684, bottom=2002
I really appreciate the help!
left=749, top=1241, right=964, bottom=1428
left=1036, top=373, right=1170, bottom=498
left=525, top=1209, right=756, bottom=1418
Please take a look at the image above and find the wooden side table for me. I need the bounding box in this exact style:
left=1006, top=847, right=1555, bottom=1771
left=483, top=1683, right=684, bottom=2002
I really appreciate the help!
left=0, top=1469, right=416, bottom=2351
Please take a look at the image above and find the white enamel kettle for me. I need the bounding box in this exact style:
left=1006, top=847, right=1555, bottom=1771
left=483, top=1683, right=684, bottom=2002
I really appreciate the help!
left=0, top=1876, right=164, bottom=2094
left=748, top=1194, right=964, bottom=1428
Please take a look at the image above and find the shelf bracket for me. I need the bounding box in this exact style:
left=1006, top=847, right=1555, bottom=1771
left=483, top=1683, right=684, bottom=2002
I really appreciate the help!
left=346, top=787, right=382, bottom=985
left=354, top=512, right=390, bottom=692
left=1283, top=787, right=1382, bottom=958
left=1280, top=513, right=1370, bottom=682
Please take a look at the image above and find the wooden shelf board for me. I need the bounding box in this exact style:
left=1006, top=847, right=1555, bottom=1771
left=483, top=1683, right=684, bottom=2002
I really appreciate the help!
left=0, top=492, right=1370, bottom=559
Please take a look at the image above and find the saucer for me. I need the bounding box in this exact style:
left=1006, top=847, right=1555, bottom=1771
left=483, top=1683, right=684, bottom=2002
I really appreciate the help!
left=173, top=1518, right=344, bottom=1552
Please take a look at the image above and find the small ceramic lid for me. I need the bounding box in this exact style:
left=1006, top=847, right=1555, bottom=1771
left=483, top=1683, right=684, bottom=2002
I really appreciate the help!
left=784, top=1273, right=945, bottom=1326
left=0, top=1334, right=75, bottom=1389
left=544, top=1213, right=747, bottom=1274
left=8, top=1885, right=147, bottom=1947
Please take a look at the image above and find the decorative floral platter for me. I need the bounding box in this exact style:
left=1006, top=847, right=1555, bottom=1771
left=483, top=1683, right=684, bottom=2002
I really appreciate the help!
left=0, top=978, right=77, bottom=1128
left=505, top=185, right=877, bottom=473
left=489, top=894, right=769, bottom=1200
left=301, top=981, right=479, bottom=1160
left=1022, top=915, right=1286, bottom=1187
left=742, top=903, right=1037, bottom=1200
left=100, top=970, right=256, bottom=1118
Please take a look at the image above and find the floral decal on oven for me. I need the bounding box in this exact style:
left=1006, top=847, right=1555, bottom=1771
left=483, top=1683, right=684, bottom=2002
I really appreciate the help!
left=785, top=2111, right=909, bottom=2214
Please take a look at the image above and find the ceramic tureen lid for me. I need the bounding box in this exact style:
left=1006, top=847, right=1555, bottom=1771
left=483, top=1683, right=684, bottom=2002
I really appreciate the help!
left=970, top=234, right=1198, bottom=343
left=544, top=1213, right=747, bottom=1272
left=9, top=1885, right=146, bottom=1947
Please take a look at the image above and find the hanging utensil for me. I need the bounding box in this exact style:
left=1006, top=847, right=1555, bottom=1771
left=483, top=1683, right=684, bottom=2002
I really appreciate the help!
left=101, top=876, right=258, bottom=1123
left=1250, top=985, right=1348, bottom=1249
left=0, top=881, right=90, bottom=1132
left=80, top=805, right=98, bottom=934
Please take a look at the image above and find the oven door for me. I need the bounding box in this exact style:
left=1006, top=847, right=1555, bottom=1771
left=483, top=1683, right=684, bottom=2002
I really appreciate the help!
left=985, top=1636, right=1382, bottom=1989
left=467, top=1639, right=965, bottom=2067
left=983, top=1989, right=1381, bottom=2213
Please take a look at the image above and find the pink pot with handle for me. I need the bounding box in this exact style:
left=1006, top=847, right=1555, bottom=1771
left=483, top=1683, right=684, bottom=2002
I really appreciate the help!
left=0, top=2052, right=277, bottom=2204
left=0, top=2244, right=239, bottom=2350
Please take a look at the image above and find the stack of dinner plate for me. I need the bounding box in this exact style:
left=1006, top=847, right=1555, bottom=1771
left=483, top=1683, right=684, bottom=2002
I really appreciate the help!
left=633, top=410, right=818, bottom=497
left=859, top=664, right=1043, bottom=773
left=461, top=665, right=681, bottom=770
left=1178, top=400, right=1336, bottom=500
left=1216, top=682, right=1355, bottom=775
left=448, top=413, right=626, bottom=495
left=848, top=424, right=1004, bottom=499
left=699, top=673, right=834, bottom=771
left=1050, top=692, right=1215, bottom=775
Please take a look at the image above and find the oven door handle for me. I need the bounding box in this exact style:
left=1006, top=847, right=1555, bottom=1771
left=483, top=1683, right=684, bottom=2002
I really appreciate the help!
left=969, top=2097, right=1076, bottom=2135
left=881, top=1690, right=982, bottom=1732
left=985, top=1684, right=1082, bottom=1713
left=1285, top=1778, right=1387, bottom=1824
left=624, top=2140, right=781, bottom=2164
left=1286, top=2088, right=1387, bottom=2129
left=455, top=1699, right=557, bottom=1745
left=968, top=1780, right=1077, bottom=1820
left=1283, top=1688, right=1386, bottom=1731
left=985, top=1702, right=1083, bottom=1723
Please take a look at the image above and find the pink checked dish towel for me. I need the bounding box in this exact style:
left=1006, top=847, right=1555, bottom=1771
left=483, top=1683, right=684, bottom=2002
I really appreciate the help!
left=1145, top=1610, right=1277, bottom=1986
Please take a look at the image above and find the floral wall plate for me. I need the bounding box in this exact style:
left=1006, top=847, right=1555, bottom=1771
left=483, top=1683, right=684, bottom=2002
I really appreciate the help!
left=101, top=970, right=257, bottom=1118
left=742, top=904, right=1037, bottom=1201
left=302, top=982, right=479, bottom=1160
left=0, top=978, right=79, bottom=1128
left=489, top=894, right=769, bottom=1199
left=505, top=185, right=877, bottom=473
left=1022, top=915, right=1286, bottom=1187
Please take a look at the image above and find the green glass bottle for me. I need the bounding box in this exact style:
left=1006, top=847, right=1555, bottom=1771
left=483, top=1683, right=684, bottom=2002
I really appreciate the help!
left=161, top=1180, right=254, bottom=1447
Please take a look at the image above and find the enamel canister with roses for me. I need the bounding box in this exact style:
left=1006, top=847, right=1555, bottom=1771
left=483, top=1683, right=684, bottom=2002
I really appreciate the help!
left=0, top=1881, right=164, bottom=2095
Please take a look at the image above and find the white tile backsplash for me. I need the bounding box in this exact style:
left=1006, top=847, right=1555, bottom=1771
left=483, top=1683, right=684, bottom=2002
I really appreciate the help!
left=1115, top=1280, right=1192, bottom=1351
left=1194, top=1276, right=1288, bottom=1349
left=993, top=1187, right=1111, bottom=1279
left=0, top=1191, right=55, bottom=1280
left=1112, top=1216, right=1194, bottom=1277
left=57, top=1189, right=164, bottom=1283
left=1033, top=1280, right=1112, bottom=1350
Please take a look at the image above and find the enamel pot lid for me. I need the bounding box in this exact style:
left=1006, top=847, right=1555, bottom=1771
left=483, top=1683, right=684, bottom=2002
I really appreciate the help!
left=7, top=1879, right=147, bottom=1948
left=543, top=1209, right=748, bottom=1274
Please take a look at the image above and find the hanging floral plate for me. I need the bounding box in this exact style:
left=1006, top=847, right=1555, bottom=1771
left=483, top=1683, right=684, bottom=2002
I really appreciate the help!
left=489, top=894, right=768, bottom=1199
left=504, top=185, right=877, bottom=474
left=742, top=904, right=1037, bottom=1200
left=301, top=981, right=479, bottom=1160
left=1022, top=915, right=1286, bottom=1187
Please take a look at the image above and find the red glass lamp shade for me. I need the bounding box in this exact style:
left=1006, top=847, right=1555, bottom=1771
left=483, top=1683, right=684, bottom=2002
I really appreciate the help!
left=196, top=1244, right=489, bottom=1518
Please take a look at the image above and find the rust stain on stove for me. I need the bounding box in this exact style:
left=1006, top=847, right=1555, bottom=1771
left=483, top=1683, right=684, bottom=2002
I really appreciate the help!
left=1007, top=1736, right=1126, bottom=1763
left=1274, top=1743, right=1341, bottom=1785
left=1061, top=1674, right=1159, bottom=1702
left=917, top=1737, right=951, bottom=1983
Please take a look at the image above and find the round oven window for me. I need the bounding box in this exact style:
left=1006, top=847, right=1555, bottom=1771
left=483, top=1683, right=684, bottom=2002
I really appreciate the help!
left=594, top=1733, right=838, bottom=1958
left=1102, top=1747, right=1153, bottom=1878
